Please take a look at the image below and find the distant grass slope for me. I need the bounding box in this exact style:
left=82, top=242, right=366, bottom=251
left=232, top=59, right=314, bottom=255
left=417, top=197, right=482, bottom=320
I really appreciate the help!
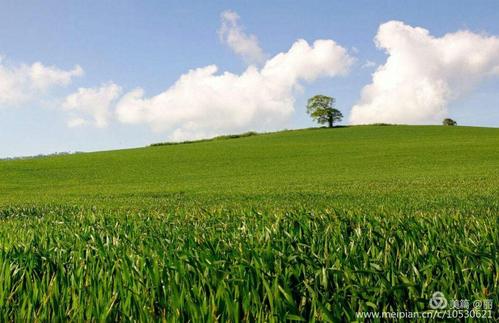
left=0, top=125, right=497, bottom=208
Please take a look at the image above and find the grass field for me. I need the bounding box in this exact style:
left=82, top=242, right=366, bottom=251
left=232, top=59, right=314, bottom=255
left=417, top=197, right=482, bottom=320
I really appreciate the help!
left=0, top=125, right=498, bottom=321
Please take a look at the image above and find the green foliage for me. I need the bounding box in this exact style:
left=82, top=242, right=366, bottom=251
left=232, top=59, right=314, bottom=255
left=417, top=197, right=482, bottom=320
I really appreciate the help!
left=443, top=118, right=457, bottom=126
left=150, top=131, right=259, bottom=147
left=0, top=126, right=498, bottom=321
left=213, top=131, right=259, bottom=140
left=0, top=205, right=496, bottom=321
left=306, top=95, right=343, bottom=127
left=369, top=123, right=396, bottom=126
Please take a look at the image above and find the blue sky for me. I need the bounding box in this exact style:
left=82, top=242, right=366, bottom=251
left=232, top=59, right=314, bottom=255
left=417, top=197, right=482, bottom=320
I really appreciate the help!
left=1, top=1, right=499, bottom=157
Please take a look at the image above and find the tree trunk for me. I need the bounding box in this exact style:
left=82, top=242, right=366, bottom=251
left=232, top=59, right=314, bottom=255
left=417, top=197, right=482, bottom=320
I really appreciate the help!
left=328, top=117, right=333, bottom=128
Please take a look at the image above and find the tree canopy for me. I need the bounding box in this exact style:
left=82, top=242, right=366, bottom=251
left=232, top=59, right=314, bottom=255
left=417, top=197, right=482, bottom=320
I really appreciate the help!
left=306, top=95, right=343, bottom=128
left=442, top=118, right=457, bottom=126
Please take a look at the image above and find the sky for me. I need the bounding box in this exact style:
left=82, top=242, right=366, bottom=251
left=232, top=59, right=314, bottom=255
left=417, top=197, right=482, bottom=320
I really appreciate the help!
left=1, top=0, right=499, bottom=157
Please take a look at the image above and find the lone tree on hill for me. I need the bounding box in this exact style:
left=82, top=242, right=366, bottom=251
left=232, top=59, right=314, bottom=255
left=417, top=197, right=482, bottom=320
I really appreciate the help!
left=306, top=95, right=343, bottom=128
left=442, top=118, right=457, bottom=126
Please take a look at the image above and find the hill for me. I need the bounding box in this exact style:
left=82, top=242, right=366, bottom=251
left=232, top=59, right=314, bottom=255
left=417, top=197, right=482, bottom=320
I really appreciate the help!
left=1, top=125, right=498, bottom=208
left=0, top=125, right=497, bottom=321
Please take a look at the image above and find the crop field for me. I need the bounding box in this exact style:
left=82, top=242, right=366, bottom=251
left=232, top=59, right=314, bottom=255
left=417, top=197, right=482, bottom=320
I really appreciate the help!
left=0, top=125, right=498, bottom=321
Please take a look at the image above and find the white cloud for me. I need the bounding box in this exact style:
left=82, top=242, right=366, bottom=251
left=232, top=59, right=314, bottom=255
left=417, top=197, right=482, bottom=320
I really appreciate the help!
left=362, top=60, right=376, bottom=69
left=116, top=39, right=354, bottom=140
left=67, top=117, right=87, bottom=128
left=350, top=21, right=499, bottom=124
left=0, top=58, right=83, bottom=106
left=219, top=10, right=266, bottom=65
left=62, top=82, right=122, bottom=128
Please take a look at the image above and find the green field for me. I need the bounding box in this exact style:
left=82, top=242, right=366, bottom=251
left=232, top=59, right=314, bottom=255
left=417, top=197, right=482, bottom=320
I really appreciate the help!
left=0, top=125, right=498, bottom=321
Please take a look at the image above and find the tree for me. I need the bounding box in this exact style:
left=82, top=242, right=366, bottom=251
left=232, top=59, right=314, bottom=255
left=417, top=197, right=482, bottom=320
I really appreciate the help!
left=306, top=95, right=343, bottom=128
left=442, top=118, right=457, bottom=126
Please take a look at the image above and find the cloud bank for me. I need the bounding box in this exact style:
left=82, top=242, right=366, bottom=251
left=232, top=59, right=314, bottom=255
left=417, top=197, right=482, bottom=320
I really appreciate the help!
left=14, top=14, right=499, bottom=137
left=350, top=21, right=499, bottom=124
left=116, top=39, right=354, bottom=140
left=0, top=57, right=83, bottom=107
left=62, top=83, right=122, bottom=128
left=218, top=10, right=267, bottom=65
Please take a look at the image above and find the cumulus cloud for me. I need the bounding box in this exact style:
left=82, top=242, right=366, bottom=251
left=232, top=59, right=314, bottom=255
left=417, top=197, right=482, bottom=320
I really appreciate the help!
left=0, top=58, right=83, bottom=106
left=350, top=21, right=499, bottom=124
left=62, top=82, right=122, bottom=127
left=116, top=39, right=354, bottom=140
left=362, top=60, right=376, bottom=69
left=219, top=10, right=266, bottom=65
left=67, top=117, right=87, bottom=128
